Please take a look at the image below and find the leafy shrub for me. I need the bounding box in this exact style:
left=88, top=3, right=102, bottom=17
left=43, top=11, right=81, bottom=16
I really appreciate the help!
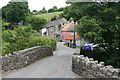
left=80, top=48, right=120, bottom=68
left=2, top=41, right=10, bottom=56
left=28, top=36, right=57, bottom=51
left=2, top=25, right=57, bottom=56
left=24, top=15, right=47, bottom=32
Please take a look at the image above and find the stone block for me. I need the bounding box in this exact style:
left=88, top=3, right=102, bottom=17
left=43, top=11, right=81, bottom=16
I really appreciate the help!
left=2, top=46, right=53, bottom=72
left=72, top=54, right=120, bottom=79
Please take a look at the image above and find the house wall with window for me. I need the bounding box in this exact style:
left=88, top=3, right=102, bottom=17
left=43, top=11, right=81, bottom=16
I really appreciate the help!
left=46, top=27, right=55, bottom=38
left=61, top=31, right=77, bottom=41
left=42, top=17, right=67, bottom=42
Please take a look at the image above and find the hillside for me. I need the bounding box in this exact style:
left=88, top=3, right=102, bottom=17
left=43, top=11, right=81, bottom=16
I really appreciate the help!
left=34, top=11, right=63, bottom=22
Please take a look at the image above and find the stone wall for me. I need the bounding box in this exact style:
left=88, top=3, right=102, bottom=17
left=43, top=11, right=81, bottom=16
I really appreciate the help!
left=1, top=46, right=53, bottom=72
left=72, top=54, right=120, bottom=79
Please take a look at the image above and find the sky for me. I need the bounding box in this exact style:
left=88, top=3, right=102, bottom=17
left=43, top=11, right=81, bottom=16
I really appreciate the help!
left=0, top=0, right=70, bottom=11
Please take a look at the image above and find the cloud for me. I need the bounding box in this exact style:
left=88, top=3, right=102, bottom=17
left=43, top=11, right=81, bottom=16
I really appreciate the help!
left=0, top=0, right=68, bottom=12
left=28, top=0, right=68, bottom=11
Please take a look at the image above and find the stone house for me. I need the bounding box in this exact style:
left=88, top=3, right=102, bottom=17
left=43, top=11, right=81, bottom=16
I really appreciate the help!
left=61, top=18, right=82, bottom=46
left=61, top=18, right=78, bottom=41
left=42, top=15, right=67, bottom=42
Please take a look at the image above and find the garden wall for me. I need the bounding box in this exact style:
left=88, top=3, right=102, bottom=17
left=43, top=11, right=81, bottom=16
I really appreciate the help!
left=72, top=54, right=120, bottom=79
left=1, top=46, right=53, bottom=72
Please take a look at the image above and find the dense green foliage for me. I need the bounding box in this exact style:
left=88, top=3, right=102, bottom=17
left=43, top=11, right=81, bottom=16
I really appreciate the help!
left=33, top=7, right=64, bottom=14
left=81, top=48, right=120, bottom=68
left=58, top=7, right=64, bottom=11
left=24, top=15, right=47, bottom=32
left=2, top=2, right=29, bottom=23
left=63, top=2, right=120, bottom=68
left=39, top=7, right=47, bottom=13
left=2, top=25, right=57, bottom=56
left=48, top=6, right=58, bottom=13
left=33, top=10, right=37, bottom=12
left=1, top=0, right=57, bottom=56
left=1, top=6, right=7, bottom=19
left=48, top=6, right=64, bottom=13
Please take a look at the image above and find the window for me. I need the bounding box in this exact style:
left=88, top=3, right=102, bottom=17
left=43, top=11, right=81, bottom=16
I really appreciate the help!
left=50, top=29, right=52, bottom=34
left=58, top=24, right=61, bottom=30
left=71, top=32, right=74, bottom=35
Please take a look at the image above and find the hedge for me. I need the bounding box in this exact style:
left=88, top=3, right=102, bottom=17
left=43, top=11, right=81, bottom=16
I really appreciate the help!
left=2, top=25, right=57, bottom=56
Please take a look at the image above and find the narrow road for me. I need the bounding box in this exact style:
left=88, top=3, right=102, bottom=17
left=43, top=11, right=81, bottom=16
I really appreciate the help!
left=3, top=42, right=81, bottom=78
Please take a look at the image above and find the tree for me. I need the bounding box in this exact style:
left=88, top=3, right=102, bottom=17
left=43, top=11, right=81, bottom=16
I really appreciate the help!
left=2, top=25, right=57, bottom=55
left=31, top=17, right=47, bottom=32
left=63, top=6, right=71, bottom=20
left=24, top=15, right=47, bottom=32
left=33, top=10, right=37, bottom=12
left=5, top=2, right=29, bottom=24
left=39, top=7, right=47, bottom=13
left=76, top=16, right=103, bottom=43
left=65, top=2, right=120, bottom=51
left=1, top=6, right=8, bottom=19
left=53, top=6, right=57, bottom=9
left=48, top=6, right=58, bottom=13
left=48, top=9, right=54, bottom=13
left=58, top=7, right=64, bottom=11
left=72, top=2, right=120, bottom=67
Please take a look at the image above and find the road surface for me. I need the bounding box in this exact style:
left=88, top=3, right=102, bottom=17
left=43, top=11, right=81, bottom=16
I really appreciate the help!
left=3, top=42, right=81, bottom=78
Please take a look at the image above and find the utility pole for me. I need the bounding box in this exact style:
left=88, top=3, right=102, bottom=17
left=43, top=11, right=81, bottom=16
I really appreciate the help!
left=73, top=23, right=76, bottom=48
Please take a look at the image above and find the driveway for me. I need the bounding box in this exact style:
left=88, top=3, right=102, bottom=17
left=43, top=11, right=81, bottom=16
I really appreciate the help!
left=3, top=42, right=81, bottom=78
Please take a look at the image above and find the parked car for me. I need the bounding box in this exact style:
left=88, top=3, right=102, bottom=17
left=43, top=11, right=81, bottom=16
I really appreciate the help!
left=84, top=43, right=100, bottom=50
left=84, top=43, right=119, bottom=51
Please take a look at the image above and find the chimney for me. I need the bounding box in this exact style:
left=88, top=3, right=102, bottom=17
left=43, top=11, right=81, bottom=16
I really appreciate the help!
left=69, top=17, right=74, bottom=23
left=56, top=14, right=60, bottom=20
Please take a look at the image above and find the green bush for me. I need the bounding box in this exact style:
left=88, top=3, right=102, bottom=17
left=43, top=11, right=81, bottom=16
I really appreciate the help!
left=28, top=36, right=57, bottom=51
left=2, top=41, right=10, bottom=56
left=80, top=48, right=120, bottom=68
left=2, top=25, right=57, bottom=56
left=24, top=15, right=47, bottom=32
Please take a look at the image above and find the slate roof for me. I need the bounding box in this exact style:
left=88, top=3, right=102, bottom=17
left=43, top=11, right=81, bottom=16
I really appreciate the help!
left=44, top=18, right=67, bottom=28
left=62, top=21, right=75, bottom=32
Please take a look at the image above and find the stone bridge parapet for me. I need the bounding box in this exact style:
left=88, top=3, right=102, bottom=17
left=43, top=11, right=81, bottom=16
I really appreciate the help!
left=1, top=46, right=53, bottom=72
left=72, top=54, right=120, bottom=79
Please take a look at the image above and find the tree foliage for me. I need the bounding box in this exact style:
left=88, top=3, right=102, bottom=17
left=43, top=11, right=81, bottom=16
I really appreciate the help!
left=3, top=2, right=29, bottom=23
left=2, top=25, right=57, bottom=56
left=64, top=2, right=120, bottom=67
left=39, top=7, right=47, bottom=13
left=48, top=6, right=58, bottom=13
left=33, top=10, right=37, bottom=12
left=58, top=7, right=64, bottom=11
left=76, top=16, right=103, bottom=42
left=24, top=15, right=47, bottom=32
